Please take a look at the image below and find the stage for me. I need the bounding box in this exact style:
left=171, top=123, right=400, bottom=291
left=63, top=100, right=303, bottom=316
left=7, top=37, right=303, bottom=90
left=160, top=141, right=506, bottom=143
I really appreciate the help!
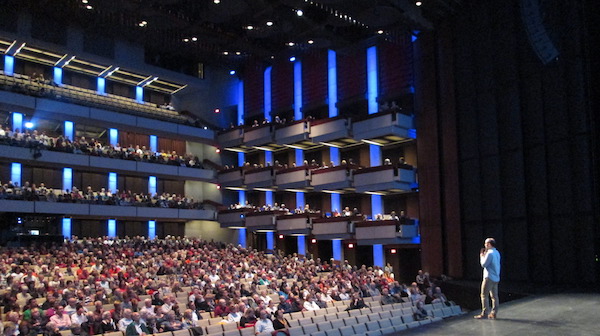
left=391, top=293, right=600, bottom=336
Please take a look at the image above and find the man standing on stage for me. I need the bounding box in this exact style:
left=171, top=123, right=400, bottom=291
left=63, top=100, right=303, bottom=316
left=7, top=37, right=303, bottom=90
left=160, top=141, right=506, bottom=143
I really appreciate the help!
left=474, top=237, right=501, bottom=319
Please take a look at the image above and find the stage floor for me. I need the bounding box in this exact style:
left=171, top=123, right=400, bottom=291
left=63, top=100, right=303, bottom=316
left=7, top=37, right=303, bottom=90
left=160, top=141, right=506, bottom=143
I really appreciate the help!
left=391, top=293, right=600, bottom=336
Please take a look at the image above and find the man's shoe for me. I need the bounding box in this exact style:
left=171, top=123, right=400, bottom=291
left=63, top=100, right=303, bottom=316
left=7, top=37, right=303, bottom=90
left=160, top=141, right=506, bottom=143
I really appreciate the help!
left=488, top=313, right=496, bottom=319
left=473, top=314, right=487, bottom=319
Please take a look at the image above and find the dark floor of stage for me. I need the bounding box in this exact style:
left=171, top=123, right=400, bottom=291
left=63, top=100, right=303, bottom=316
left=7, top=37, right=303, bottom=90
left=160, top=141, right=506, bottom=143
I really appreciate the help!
left=390, top=293, right=600, bottom=336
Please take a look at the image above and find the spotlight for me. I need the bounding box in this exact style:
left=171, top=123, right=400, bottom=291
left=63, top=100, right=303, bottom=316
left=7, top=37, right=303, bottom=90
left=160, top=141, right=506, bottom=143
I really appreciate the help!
left=236, top=51, right=241, bottom=55
left=214, top=0, right=220, bottom=3
left=214, top=108, right=221, bottom=113
left=311, top=238, right=317, bottom=244
left=416, top=1, right=422, bottom=6
left=85, top=5, right=93, bottom=9
left=246, top=25, right=254, bottom=30
left=377, top=30, right=384, bottom=34
left=191, top=37, right=197, bottom=42
left=287, top=42, right=295, bottom=46
left=390, top=249, right=397, bottom=254
left=216, top=184, right=221, bottom=190
left=81, top=0, right=88, bottom=3
left=223, top=51, right=229, bottom=55
left=289, top=56, right=296, bottom=62
left=215, top=148, right=221, bottom=153
left=279, top=234, right=284, bottom=239
left=183, top=38, right=189, bottom=42
left=307, top=40, right=314, bottom=44
left=296, top=9, right=304, bottom=16
left=24, top=122, right=34, bottom=129
left=348, top=243, right=354, bottom=249
left=229, top=70, right=236, bottom=75
left=266, top=21, right=274, bottom=26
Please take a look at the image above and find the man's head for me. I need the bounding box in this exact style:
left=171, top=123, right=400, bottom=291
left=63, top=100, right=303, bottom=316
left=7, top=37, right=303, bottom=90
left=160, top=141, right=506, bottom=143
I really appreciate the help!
left=485, top=238, right=496, bottom=249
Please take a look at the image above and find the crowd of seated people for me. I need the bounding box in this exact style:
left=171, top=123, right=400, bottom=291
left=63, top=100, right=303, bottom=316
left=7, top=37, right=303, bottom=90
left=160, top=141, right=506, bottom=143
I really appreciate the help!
left=0, top=236, right=452, bottom=336
left=0, top=181, right=205, bottom=209
left=0, top=128, right=204, bottom=169
left=221, top=158, right=358, bottom=172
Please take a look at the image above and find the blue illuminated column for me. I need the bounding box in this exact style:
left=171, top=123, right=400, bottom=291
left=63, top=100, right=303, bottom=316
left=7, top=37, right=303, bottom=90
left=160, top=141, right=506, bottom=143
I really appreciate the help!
left=107, top=219, right=117, bottom=238
left=64, top=121, right=74, bottom=141
left=264, top=67, right=272, bottom=122
left=238, top=228, right=247, bottom=248
left=238, top=80, right=245, bottom=126
left=4, top=55, right=14, bottom=76
left=297, top=236, right=306, bottom=256
left=295, top=149, right=304, bottom=167
left=109, top=128, right=118, bottom=146
left=149, top=135, right=158, bottom=152
left=63, top=168, right=73, bottom=192
left=265, top=151, right=273, bottom=167
left=62, top=218, right=72, bottom=239
left=367, top=46, right=379, bottom=114
left=238, top=152, right=246, bottom=206
left=97, top=77, right=106, bottom=95
left=373, top=244, right=384, bottom=268
left=136, top=86, right=144, bottom=103
left=332, top=239, right=343, bottom=261
left=328, top=50, right=338, bottom=118
left=266, top=232, right=274, bottom=251
left=371, top=195, right=383, bottom=219
left=370, top=141, right=383, bottom=218
left=53, top=67, right=63, bottom=85
left=331, top=193, right=341, bottom=213
left=12, top=112, right=23, bottom=132
left=148, top=176, right=157, bottom=195
left=330, top=146, right=340, bottom=213
left=294, top=60, right=303, bottom=121
left=11, top=163, right=21, bottom=186
left=108, top=172, right=117, bottom=193
left=148, top=220, right=156, bottom=239
left=296, top=192, right=305, bottom=210
left=264, top=150, right=273, bottom=205
left=238, top=152, right=245, bottom=167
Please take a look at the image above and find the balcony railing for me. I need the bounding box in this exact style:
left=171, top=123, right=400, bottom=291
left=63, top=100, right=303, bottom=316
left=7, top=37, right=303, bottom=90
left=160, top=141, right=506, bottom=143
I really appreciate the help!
left=355, top=219, right=419, bottom=244
left=311, top=216, right=361, bottom=239
left=310, top=165, right=357, bottom=192
left=353, top=165, right=415, bottom=194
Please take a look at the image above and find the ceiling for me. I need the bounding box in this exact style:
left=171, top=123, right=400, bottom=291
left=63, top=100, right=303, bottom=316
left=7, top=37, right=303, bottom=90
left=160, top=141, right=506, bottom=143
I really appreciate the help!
left=4, top=0, right=463, bottom=73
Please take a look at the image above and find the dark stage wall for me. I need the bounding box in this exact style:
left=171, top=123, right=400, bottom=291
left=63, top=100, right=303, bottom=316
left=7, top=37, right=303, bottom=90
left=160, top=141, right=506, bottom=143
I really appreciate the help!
left=417, top=0, right=598, bottom=285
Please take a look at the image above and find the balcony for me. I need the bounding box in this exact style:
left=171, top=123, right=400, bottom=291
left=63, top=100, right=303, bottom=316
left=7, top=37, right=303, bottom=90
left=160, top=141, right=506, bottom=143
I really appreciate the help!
left=276, top=213, right=320, bottom=235
left=353, top=165, right=416, bottom=194
left=245, top=210, right=287, bottom=232
left=244, top=166, right=275, bottom=189
left=311, top=216, right=361, bottom=240
left=310, top=165, right=357, bottom=192
left=309, top=117, right=359, bottom=148
left=275, top=166, right=311, bottom=190
left=243, top=124, right=284, bottom=151
left=274, top=120, right=317, bottom=150
left=0, top=145, right=215, bottom=182
left=218, top=168, right=245, bottom=188
left=354, top=220, right=419, bottom=245
left=0, top=199, right=216, bottom=220
left=217, top=127, right=246, bottom=151
left=353, top=111, right=415, bottom=145
left=218, top=209, right=252, bottom=228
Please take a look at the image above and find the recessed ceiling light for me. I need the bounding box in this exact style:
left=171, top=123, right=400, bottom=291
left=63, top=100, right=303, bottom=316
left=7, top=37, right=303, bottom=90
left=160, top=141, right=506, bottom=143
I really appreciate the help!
left=296, top=9, right=303, bottom=16
left=289, top=56, right=296, bottom=62
left=377, top=30, right=384, bottom=34
left=191, top=37, right=197, bottom=41
left=236, top=51, right=241, bottom=55
left=416, top=1, right=422, bottom=6
left=247, top=25, right=254, bottom=30
left=223, top=51, right=229, bottom=55
left=81, top=0, right=88, bottom=3
left=266, top=21, right=274, bottom=26
left=214, top=0, right=220, bottom=3
left=287, top=42, right=295, bottom=46
left=183, top=38, right=189, bottom=42
left=229, top=71, right=236, bottom=75
left=307, top=40, right=314, bottom=44
left=85, top=5, right=93, bottom=9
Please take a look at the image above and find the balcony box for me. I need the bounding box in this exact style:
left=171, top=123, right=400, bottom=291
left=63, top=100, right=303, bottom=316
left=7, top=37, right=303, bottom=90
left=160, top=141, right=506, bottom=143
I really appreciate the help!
left=311, top=216, right=361, bottom=240
left=89, top=156, right=137, bottom=171
left=243, top=124, right=273, bottom=147
left=353, top=165, right=415, bottom=193
left=245, top=210, right=287, bottom=232
left=244, top=166, right=275, bottom=189
left=137, top=162, right=178, bottom=176
left=310, top=165, right=357, bottom=191
left=309, top=117, right=353, bottom=145
left=90, top=204, right=137, bottom=217
left=178, top=167, right=215, bottom=181
left=218, top=209, right=252, bottom=228
left=137, top=207, right=178, bottom=219
left=275, top=120, right=309, bottom=145
left=35, top=202, right=90, bottom=215
left=179, top=209, right=216, bottom=220
left=276, top=213, right=320, bottom=235
left=275, top=166, right=311, bottom=189
left=217, top=127, right=244, bottom=148
left=352, top=111, right=414, bottom=144
left=355, top=220, right=419, bottom=245
left=217, top=167, right=245, bottom=187
left=0, top=200, right=35, bottom=213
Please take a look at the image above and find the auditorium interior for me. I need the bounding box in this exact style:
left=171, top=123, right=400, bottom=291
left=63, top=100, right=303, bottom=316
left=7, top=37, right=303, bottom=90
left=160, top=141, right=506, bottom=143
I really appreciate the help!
left=0, top=0, right=598, bottom=335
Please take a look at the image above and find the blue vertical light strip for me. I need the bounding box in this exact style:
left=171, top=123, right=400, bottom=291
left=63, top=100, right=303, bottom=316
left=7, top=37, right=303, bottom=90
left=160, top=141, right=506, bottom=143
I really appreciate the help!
left=97, top=77, right=106, bottom=95
left=328, top=50, right=338, bottom=117
left=330, top=148, right=340, bottom=165
left=148, top=220, right=156, bottom=239
left=265, top=191, right=273, bottom=207
left=63, top=168, right=73, bottom=192
left=148, top=176, right=157, bottom=195
left=53, top=67, right=63, bottom=85
left=136, top=86, right=144, bottom=103
left=11, top=163, right=22, bottom=187
left=238, top=80, right=244, bottom=126
left=62, top=218, right=72, bottom=239
left=12, top=112, right=23, bottom=132
left=373, top=244, right=384, bottom=267
left=369, top=144, right=381, bottom=166
left=297, top=236, right=306, bottom=255
left=366, top=46, right=379, bottom=114
left=4, top=55, right=15, bottom=76
left=238, top=152, right=245, bottom=167
left=149, top=135, right=157, bottom=152
left=108, top=172, right=117, bottom=193
left=107, top=219, right=117, bottom=238
left=331, top=193, right=341, bottom=213
left=238, top=190, right=246, bottom=206
left=371, top=195, right=383, bottom=219
left=332, top=239, right=342, bottom=261
left=266, top=232, right=274, bottom=251
left=265, top=150, right=273, bottom=166
left=109, top=128, right=118, bottom=146
left=296, top=192, right=305, bottom=209
left=294, top=60, right=303, bottom=121
left=295, top=149, right=304, bottom=166
left=64, top=121, right=74, bottom=141
left=264, top=67, right=272, bottom=122
left=238, top=228, right=247, bottom=248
